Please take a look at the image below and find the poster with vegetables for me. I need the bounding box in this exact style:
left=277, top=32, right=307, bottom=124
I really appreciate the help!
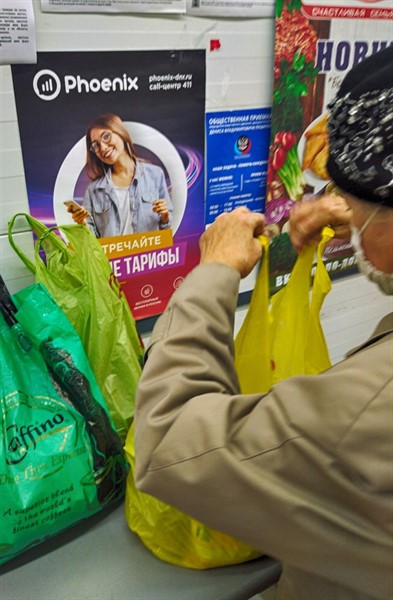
left=266, top=0, right=393, bottom=293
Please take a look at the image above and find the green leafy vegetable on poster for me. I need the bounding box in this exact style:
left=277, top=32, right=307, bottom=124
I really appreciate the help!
left=272, top=50, right=319, bottom=136
left=276, top=0, right=302, bottom=17
left=272, top=4, right=319, bottom=136
left=269, top=233, right=298, bottom=290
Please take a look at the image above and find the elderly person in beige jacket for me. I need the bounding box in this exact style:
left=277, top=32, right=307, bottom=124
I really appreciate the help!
left=134, top=47, right=393, bottom=600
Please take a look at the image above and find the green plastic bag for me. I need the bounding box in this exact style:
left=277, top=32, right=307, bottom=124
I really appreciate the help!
left=235, top=227, right=334, bottom=394
left=8, top=214, right=144, bottom=443
left=0, top=282, right=127, bottom=565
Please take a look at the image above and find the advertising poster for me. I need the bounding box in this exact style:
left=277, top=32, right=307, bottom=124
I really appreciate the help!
left=205, top=108, right=271, bottom=226
left=11, top=50, right=206, bottom=319
left=266, top=0, right=393, bottom=294
left=187, top=0, right=275, bottom=17
left=41, top=0, right=273, bottom=15
left=0, top=0, right=36, bottom=65
left=41, top=0, right=186, bottom=13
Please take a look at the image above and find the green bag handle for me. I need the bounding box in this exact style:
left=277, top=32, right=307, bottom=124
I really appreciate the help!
left=8, top=212, right=70, bottom=274
left=33, top=224, right=77, bottom=270
left=9, top=213, right=124, bottom=301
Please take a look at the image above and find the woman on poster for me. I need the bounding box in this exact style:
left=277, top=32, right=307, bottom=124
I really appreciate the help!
left=67, top=113, right=173, bottom=237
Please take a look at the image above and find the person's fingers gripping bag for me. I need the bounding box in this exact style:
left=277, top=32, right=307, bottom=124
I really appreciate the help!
left=0, top=282, right=127, bottom=565
left=235, top=227, right=334, bottom=394
left=8, top=213, right=144, bottom=443
left=124, top=422, right=261, bottom=569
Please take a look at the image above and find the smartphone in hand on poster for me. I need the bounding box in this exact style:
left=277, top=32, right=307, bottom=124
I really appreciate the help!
left=64, top=200, right=83, bottom=214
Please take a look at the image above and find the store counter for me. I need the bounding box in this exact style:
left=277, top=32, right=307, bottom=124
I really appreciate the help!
left=0, top=502, right=281, bottom=600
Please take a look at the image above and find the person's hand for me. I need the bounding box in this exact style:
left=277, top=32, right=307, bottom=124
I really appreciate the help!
left=289, top=193, right=353, bottom=253
left=66, top=205, right=90, bottom=226
left=152, top=199, right=170, bottom=224
left=199, top=207, right=267, bottom=278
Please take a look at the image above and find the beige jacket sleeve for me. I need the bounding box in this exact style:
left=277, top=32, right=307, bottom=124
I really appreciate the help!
left=134, top=263, right=393, bottom=599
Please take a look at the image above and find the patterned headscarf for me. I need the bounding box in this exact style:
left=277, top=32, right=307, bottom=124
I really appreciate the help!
left=327, top=46, right=393, bottom=207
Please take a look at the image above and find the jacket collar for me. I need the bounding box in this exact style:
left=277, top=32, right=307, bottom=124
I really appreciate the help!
left=347, top=312, right=393, bottom=357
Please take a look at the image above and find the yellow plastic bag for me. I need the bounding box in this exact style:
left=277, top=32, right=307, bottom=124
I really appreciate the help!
left=124, top=423, right=261, bottom=569
left=124, top=228, right=334, bottom=569
left=235, top=227, right=334, bottom=393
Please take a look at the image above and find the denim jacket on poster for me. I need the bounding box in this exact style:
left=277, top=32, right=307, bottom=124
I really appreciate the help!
left=83, top=161, right=173, bottom=238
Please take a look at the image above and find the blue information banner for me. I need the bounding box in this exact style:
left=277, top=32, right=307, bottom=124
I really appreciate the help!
left=205, top=108, right=271, bottom=225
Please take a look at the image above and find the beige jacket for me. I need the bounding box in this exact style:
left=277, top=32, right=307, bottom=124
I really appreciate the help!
left=135, top=264, right=393, bottom=600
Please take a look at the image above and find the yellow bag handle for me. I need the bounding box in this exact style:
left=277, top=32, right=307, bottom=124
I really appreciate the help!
left=305, top=226, right=334, bottom=374
left=235, top=227, right=334, bottom=393
left=234, top=235, right=272, bottom=394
